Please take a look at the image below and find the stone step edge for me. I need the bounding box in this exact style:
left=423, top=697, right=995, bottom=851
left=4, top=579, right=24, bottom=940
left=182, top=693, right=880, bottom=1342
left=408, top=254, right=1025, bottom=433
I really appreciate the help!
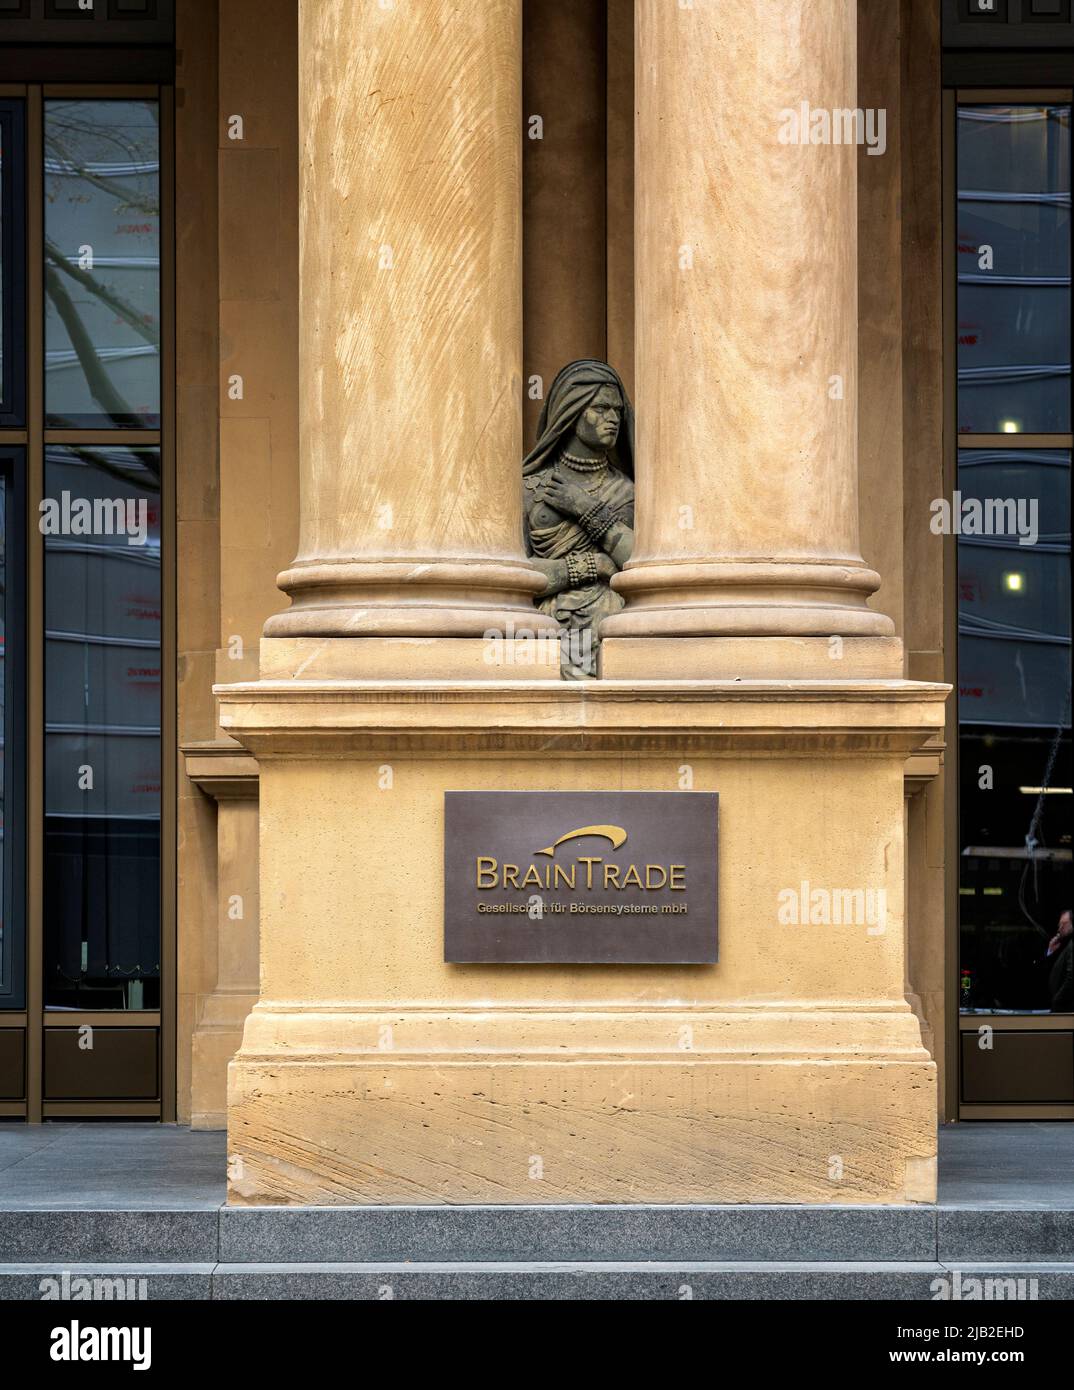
left=5, top=1260, right=1074, bottom=1274
left=5, top=1263, right=1072, bottom=1302
left=3, top=1207, right=1072, bottom=1265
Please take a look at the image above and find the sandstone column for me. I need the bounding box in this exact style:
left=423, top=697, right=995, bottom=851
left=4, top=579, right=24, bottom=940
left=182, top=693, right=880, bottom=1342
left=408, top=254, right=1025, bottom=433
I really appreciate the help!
left=601, top=0, right=900, bottom=679
left=263, top=0, right=556, bottom=677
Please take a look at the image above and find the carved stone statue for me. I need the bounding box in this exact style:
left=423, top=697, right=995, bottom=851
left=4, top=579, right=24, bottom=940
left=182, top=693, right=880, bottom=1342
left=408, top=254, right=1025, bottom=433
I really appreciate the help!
left=523, top=360, right=635, bottom=678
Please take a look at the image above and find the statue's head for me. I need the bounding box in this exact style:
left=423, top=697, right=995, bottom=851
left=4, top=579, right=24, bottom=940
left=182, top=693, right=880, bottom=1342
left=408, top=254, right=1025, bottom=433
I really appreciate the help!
left=574, top=384, right=622, bottom=452
left=522, top=360, right=634, bottom=478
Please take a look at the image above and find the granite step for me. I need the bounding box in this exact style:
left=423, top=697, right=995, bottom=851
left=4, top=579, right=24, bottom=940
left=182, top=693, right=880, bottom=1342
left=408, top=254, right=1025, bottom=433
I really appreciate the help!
left=1, top=1204, right=1072, bottom=1266
left=216, top=1204, right=1074, bottom=1264
left=2, top=1260, right=1073, bottom=1301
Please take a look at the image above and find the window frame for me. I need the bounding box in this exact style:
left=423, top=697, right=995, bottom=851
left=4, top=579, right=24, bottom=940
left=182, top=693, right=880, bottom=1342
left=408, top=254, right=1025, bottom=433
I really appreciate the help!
left=42, top=93, right=163, bottom=430
left=943, top=86, right=1074, bottom=1122
left=0, top=98, right=27, bottom=427
left=0, top=445, right=26, bottom=1010
left=0, top=82, right=174, bottom=1120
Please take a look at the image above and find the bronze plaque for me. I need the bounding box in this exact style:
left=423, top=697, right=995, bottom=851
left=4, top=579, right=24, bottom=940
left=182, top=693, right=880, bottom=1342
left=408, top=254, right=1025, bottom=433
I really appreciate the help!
left=444, top=791, right=718, bottom=964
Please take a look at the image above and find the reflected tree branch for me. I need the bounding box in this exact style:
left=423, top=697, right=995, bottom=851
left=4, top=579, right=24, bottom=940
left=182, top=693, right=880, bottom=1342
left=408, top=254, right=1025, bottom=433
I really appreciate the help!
left=45, top=264, right=135, bottom=424
left=45, top=239, right=160, bottom=349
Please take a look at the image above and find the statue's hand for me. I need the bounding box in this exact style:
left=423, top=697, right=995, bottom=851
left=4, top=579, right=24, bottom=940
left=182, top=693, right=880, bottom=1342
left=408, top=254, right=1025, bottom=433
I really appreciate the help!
left=542, top=472, right=592, bottom=521
left=594, top=553, right=617, bottom=582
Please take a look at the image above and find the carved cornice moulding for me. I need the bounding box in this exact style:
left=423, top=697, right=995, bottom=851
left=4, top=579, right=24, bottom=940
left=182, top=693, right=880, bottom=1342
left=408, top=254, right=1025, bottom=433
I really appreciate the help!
left=213, top=679, right=950, bottom=758
left=235, top=1000, right=934, bottom=1066
left=182, top=740, right=260, bottom=800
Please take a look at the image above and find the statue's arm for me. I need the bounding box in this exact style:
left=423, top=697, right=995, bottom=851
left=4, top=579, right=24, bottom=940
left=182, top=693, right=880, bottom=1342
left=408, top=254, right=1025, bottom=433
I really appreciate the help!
left=524, top=489, right=571, bottom=596
left=531, top=557, right=573, bottom=597
left=598, top=518, right=633, bottom=571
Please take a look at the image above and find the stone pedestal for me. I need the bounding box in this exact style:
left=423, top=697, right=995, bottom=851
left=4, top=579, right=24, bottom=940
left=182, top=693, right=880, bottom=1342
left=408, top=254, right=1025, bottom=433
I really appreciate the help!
left=220, top=678, right=945, bottom=1204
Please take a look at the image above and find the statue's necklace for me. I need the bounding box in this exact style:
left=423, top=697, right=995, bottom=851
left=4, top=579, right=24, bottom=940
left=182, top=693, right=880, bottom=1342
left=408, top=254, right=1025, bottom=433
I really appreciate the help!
left=561, top=451, right=608, bottom=475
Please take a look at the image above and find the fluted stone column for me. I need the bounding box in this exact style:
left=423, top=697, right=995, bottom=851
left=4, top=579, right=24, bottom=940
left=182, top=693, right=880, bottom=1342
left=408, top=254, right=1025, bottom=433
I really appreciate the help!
left=601, top=0, right=900, bottom=679
left=263, top=0, right=557, bottom=678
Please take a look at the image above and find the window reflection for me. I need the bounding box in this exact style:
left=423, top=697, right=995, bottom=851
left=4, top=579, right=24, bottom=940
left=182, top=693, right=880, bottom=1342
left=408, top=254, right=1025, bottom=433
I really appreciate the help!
left=43, top=446, right=160, bottom=1010
left=1, top=116, right=5, bottom=407
left=0, top=449, right=21, bottom=1010
left=0, top=468, right=7, bottom=1000
left=1, top=99, right=27, bottom=427
left=957, top=104, right=1071, bottom=435
left=44, top=100, right=160, bottom=429
left=958, top=449, right=1072, bottom=1013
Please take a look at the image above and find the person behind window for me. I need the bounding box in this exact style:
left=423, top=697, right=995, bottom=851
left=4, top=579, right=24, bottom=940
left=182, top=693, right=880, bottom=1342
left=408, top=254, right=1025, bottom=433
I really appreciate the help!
left=1044, top=908, right=1073, bottom=1011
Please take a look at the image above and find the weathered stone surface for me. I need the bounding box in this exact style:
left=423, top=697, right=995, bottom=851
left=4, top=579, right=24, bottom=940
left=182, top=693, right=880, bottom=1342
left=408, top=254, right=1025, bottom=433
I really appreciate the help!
left=219, top=679, right=943, bottom=1205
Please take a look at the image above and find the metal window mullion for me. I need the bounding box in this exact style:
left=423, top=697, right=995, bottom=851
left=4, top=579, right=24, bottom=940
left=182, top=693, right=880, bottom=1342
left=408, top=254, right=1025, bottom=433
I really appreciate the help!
left=25, top=84, right=43, bottom=1123
left=158, top=83, right=175, bottom=1124
left=44, top=431, right=161, bottom=447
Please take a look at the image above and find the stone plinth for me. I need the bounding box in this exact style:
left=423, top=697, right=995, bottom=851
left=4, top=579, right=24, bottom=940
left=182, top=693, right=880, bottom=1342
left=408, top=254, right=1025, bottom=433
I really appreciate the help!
left=220, top=677, right=945, bottom=1205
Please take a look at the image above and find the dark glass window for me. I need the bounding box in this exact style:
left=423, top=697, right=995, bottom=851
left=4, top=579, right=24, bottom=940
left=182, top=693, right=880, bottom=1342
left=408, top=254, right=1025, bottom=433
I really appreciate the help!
left=0, top=88, right=166, bottom=1040
left=1, top=459, right=6, bottom=1000
left=956, top=95, right=1073, bottom=1021
left=958, top=447, right=1072, bottom=1012
left=44, top=99, right=160, bottom=428
left=957, top=104, right=1071, bottom=435
left=0, top=447, right=25, bottom=1008
left=1, top=99, right=26, bottom=427
left=42, top=445, right=160, bottom=1009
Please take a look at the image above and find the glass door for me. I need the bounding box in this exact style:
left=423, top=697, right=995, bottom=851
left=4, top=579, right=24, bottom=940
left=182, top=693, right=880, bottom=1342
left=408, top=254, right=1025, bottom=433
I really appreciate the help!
left=1, top=444, right=26, bottom=1016
left=0, top=96, right=28, bottom=1111
left=0, top=83, right=173, bottom=1119
left=953, top=94, right=1073, bottom=1116
left=42, top=98, right=163, bottom=1015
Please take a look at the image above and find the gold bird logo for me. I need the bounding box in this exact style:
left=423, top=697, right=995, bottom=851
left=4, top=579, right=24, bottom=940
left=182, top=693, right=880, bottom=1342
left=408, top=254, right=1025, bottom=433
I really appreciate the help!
left=534, top=825, right=628, bottom=858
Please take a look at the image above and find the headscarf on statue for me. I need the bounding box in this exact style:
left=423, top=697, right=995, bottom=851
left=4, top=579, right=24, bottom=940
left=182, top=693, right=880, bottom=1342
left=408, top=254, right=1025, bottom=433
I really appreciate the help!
left=522, top=359, right=634, bottom=478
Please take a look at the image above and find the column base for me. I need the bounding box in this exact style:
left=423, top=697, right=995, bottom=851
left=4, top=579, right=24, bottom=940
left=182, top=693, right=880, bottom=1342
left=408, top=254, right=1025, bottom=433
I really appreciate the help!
left=227, top=1007, right=936, bottom=1205
left=603, top=560, right=896, bottom=643
left=600, top=635, right=905, bottom=680
left=265, top=559, right=558, bottom=642
left=191, top=989, right=258, bottom=1131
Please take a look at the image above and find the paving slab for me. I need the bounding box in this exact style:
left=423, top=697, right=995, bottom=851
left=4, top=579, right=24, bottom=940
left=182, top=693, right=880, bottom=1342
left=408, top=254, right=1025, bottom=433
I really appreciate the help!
left=0, top=1125, right=226, bottom=1211
left=937, top=1122, right=1074, bottom=1208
